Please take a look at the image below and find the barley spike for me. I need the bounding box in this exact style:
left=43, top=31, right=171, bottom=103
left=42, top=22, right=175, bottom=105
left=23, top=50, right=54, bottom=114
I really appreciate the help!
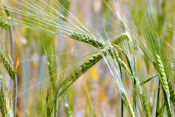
left=0, top=18, right=10, bottom=30
left=111, top=33, right=130, bottom=45
left=168, top=81, right=175, bottom=106
left=69, top=32, right=105, bottom=48
left=139, top=90, right=151, bottom=117
left=0, top=52, right=15, bottom=79
left=156, top=54, right=171, bottom=108
left=57, top=51, right=103, bottom=97
left=0, top=84, right=7, bottom=117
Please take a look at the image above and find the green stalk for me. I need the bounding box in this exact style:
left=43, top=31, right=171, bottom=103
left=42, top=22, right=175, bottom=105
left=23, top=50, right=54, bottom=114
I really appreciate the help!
left=2, top=5, right=17, bottom=116
left=9, top=17, right=14, bottom=61
left=131, top=42, right=137, bottom=116
left=118, top=58, right=124, bottom=117
left=13, top=75, right=17, bottom=117
left=9, top=16, right=17, bottom=117
left=156, top=80, right=160, bottom=116
left=133, top=79, right=137, bottom=116
left=111, top=47, right=124, bottom=117
left=9, top=17, right=17, bottom=117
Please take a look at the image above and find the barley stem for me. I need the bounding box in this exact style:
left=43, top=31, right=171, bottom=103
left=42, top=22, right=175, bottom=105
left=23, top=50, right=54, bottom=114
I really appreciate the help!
left=9, top=15, right=17, bottom=117
left=156, top=80, right=160, bottom=116
left=121, top=91, right=136, bottom=117
left=13, top=76, right=17, bottom=117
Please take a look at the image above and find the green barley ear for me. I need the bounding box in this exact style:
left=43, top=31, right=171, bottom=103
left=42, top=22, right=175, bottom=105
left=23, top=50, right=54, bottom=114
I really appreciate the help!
left=0, top=52, right=15, bottom=79
left=111, top=33, right=130, bottom=45
left=168, top=81, right=175, bottom=106
left=0, top=18, right=10, bottom=30
left=69, top=32, right=105, bottom=48
left=0, top=82, right=7, bottom=117
left=56, top=46, right=118, bottom=97
left=156, top=54, right=171, bottom=112
left=57, top=51, right=103, bottom=97
left=139, top=89, right=151, bottom=117
left=70, top=32, right=130, bottom=50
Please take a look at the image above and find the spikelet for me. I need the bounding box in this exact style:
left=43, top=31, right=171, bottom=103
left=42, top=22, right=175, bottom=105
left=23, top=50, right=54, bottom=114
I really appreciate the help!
left=68, top=51, right=103, bottom=83
left=139, top=90, right=151, bottom=117
left=156, top=55, right=171, bottom=105
left=70, top=32, right=105, bottom=48
left=0, top=18, right=10, bottom=31
left=168, top=81, right=175, bottom=106
left=135, top=77, right=151, bottom=117
left=0, top=83, right=7, bottom=116
left=0, top=52, right=15, bottom=79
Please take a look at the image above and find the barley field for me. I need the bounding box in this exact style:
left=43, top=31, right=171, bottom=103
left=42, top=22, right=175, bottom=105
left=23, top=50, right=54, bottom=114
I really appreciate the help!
left=0, top=0, right=175, bottom=117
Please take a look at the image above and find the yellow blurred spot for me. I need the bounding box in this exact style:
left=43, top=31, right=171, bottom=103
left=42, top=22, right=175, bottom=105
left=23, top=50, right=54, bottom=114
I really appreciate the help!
left=90, top=65, right=98, bottom=79
left=21, top=26, right=27, bottom=34
left=98, top=89, right=108, bottom=105
left=15, top=59, right=19, bottom=72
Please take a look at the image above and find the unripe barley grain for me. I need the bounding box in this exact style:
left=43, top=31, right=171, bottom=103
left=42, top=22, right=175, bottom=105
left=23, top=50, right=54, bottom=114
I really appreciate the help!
left=0, top=52, right=15, bottom=79
left=168, top=81, right=175, bottom=106
left=0, top=18, right=10, bottom=30
left=139, top=90, right=151, bottom=117
left=65, top=50, right=104, bottom=84
left=0, top=84, right=7, bottom=117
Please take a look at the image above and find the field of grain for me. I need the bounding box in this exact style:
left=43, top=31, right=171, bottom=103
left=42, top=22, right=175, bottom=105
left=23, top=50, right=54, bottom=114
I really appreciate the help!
left=0, top=0, right=175, bottom=116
